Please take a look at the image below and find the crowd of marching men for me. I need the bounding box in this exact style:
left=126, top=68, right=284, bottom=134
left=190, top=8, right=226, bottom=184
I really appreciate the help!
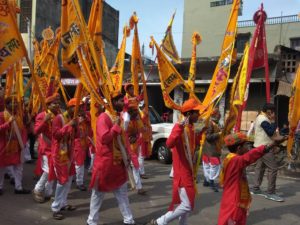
left=0, top=77, right=289, bottom=225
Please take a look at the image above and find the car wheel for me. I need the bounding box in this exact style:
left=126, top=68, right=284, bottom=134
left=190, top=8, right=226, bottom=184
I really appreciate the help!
left=156, top=141, right=172, bottom=164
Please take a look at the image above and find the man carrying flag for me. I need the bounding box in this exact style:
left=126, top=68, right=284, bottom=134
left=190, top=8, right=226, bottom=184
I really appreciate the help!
left=146, top=98, right=200, bottom=225
left=51, top=98, right=78, bottom=220
left=87, top=92, right=136, bottom=225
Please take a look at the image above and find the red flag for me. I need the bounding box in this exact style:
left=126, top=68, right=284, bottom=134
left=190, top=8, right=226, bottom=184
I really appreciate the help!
left=235, top=4, right=270, bottom=131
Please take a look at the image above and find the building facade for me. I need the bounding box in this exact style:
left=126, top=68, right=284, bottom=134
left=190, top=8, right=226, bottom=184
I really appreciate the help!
left=179, top=0, right=300, bottom=129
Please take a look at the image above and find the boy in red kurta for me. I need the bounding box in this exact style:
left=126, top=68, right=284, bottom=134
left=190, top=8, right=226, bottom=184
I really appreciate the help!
left=125, top=102, right=146, bottom=195
left=51, top=98, right=77, bottom=220
left=74, top=101, right=91, bottom=191
left=146, top=98, right=201, bottom=225
left=87, top=92, right=136, bottom=225
left=217, top=132, right=285, bottom=225
left=32, top=93, right=60, bottom=203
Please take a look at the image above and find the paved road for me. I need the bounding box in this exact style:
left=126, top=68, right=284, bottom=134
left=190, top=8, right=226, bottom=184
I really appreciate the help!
left=0, top=160, right=300, bottom=225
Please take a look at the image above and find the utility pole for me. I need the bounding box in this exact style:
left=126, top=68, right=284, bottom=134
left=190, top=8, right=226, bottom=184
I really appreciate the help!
left=26, top=17, right=32, bottom=62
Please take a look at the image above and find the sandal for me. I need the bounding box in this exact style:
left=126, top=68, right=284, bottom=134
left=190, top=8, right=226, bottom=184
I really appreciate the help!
left=61, top=204, right=77, bottom=211
left=53, top=212, right=64, bottom=220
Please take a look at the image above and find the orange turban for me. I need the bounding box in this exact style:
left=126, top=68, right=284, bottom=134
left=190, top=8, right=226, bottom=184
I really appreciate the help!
left=224, top=132, right=248, bottom=147
left=67, top=98, right=83, bottom=107
left=180, top=98, right=201, bottom=113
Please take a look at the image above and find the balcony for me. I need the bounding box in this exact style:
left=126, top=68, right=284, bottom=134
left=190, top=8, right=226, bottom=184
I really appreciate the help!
left=238, top=14, right=300, bottom=27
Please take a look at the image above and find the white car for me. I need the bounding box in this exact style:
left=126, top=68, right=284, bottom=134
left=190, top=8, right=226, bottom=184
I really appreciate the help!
left=147, top=106, right=173, bottom=164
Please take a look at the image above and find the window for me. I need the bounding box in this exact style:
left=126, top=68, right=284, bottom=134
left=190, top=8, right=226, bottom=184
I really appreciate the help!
left=236, top=32, right=251, bottom=53
left=19, top=0, right=32, bottom=33
left=282, top=53, right=298, bottom=73
left=290, top=37, right=300, bottom=51
left=210, top=0, right=233, bottom=7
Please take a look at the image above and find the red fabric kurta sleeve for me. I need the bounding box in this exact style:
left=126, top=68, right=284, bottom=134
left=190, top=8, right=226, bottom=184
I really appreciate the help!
left=233, top=145, right=266, bottom=169
left=34, top=112, right=47, bottom=135
left=98, top=114, right=122, bottom=145
left=166, top=123, right=184, bottom=149
left=52, top=115, right=73, bottom=140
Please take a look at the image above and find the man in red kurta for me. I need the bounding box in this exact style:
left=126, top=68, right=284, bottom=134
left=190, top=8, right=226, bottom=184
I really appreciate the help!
left=87, top=92, right=136, bottom=225
left=32, top=93, right=60, bottom=203
left=74, top=102, right=91, bottom=191
left=146, top=98, right=201, bottom=225
left=217, top=132, right=286, bottom=225
left=0, top=96, right=29, bottom=195
left=51, top=98, right=77, bottom=220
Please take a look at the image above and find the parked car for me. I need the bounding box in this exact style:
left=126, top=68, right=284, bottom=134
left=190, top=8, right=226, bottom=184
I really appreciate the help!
left=147, top=106, right=173, bottom=164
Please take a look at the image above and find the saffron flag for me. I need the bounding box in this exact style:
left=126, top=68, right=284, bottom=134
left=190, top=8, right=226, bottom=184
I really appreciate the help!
left=130, top=12, right=143, bottom=96
left=202, top=0, right=240, bottom=109
left=130, top=12, right=152, bottom=153
left=161, top=11, right=181, bottom=64
left=88, top=0, right=113, bottom=93
left=0, top=1, right=26, bottom=74
left=61, top=0, right=111, bottom=111
left=223, top=44, right=249, bottom=135
left=150, top=36, right=193, bottom=110
left=187, top=32, right=202, bottom=94
left=110, top=26, right=130, bottom=93
left=287, top=65, right=300, bottom=156
left=32, top=28, right=61, bottom=115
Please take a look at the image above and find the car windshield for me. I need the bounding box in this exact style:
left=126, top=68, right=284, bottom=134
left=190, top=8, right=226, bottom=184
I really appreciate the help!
left=148, top=106, right=164, bottom=124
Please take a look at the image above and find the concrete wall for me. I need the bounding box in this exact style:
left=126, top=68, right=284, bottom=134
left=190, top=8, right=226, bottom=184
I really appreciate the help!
left=182, top=0, right=232, bottom=58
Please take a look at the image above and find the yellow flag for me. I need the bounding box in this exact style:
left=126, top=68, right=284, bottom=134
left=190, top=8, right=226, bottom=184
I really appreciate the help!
left=202, top=0, right=240, bottom=108
left=130, top=13, right=143, bottom=96
left=187, top=32, right=202, bottom=94
left=161, top=11, right=181, bottom=64
left=32, top=29, right=61, bottom=115
left=110, top=26, right=130, bottom=93
left=151, top=37, right=194, bottom=110
left=223, top=44, right=249, bottom=135
left=88, top=0, right=103, bottom=52
left=287, top=65, right=300, bottom=156
left=0, top=1, right=26, bottom=74
left=130, top=12, right=152, bottom=144
left=88, top=0, right=114, bottom=93
left=61, top=0, right=85, bottom=61
left=5, top=66, right=14, bottom=97
left=61, top=0, right=110, bottom=111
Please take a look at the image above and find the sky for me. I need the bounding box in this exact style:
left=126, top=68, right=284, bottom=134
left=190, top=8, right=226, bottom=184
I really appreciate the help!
left=105, top=0, right=300, bottom=58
